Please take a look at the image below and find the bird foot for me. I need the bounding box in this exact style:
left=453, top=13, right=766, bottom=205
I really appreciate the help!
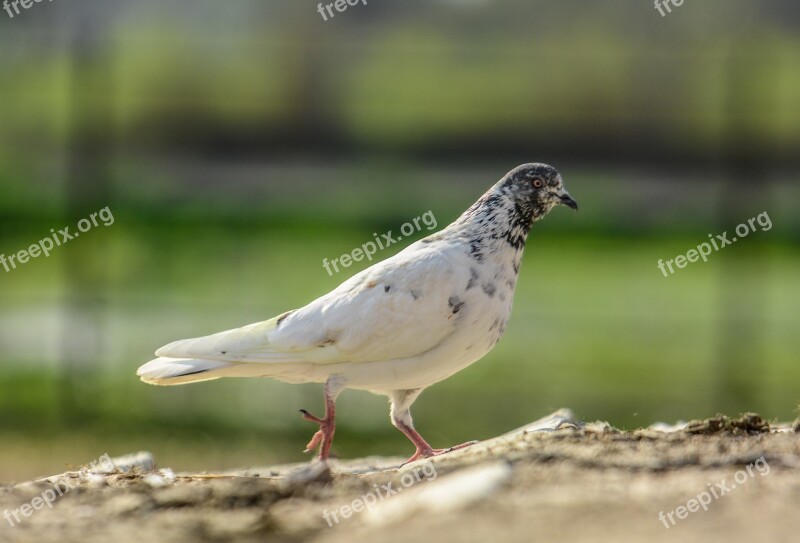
left=299, top=409, right=335, bottom=459
left=401, top=440, right=479, bottom=466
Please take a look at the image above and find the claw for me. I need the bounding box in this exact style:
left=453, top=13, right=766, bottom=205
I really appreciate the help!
left=300, top=408, right=324, bottom=424
left=299, top=407, right=335, bottom=460
left=401, top=440, right=478, bottom=466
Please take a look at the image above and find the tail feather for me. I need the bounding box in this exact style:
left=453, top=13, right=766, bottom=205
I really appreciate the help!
left=153, top=318, right=301, bottom=362
left=137, top=357, right=234, bottom=386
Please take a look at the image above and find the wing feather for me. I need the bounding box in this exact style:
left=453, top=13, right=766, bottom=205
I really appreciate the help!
left=155, top=243, right=466, bottom=365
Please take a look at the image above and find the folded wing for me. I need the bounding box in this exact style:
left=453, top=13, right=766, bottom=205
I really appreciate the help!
left=155, top=244, right=466, bottom=366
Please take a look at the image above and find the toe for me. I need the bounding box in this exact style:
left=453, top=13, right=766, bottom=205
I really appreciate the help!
left=304, top=430, right=324, bottom=452
left=403, top=441, right=478, bottom=464
left=300, top=409, right=324, bottom=424
left=446, top=440, right=479, bottom=452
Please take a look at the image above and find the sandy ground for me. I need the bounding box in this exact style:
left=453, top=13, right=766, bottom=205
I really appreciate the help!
left=2, top=410, right=799, bottom=543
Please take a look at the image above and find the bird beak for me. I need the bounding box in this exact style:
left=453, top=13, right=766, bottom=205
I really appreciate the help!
left=556, top=189, right=578, bottom=211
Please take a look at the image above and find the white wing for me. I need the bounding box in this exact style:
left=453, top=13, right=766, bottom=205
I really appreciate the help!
left=155, top=242, right=469, bottom=365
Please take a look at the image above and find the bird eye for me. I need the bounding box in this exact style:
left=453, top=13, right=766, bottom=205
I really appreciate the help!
left=532, top=178, right=543, bottom=188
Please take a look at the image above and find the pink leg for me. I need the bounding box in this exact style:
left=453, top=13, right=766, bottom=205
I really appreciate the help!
left=390, top=389, right=478, bottom=465
left=395, top=418, right=478, bottom=465
left=300, top=381, right=338, bottom=461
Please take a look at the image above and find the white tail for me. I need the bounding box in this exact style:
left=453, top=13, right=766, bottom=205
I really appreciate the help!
left=136, top=357, right=235, bottom=386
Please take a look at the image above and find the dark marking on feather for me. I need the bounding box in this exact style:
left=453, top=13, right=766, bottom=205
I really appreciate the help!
left=482, top=282, right=496, bottom=298
left=174, top=369, right=209, bottom=378
left=276, top=310, right=295, bottom=328
left=411, top=290, right=421, bottom=300
left=384, top=285, right=391, bottom=293
left=468, top=239, right=484, bottom=263
left=466, top=268, right=480, bottom=290
left=448, top=295, right=465, bottom=314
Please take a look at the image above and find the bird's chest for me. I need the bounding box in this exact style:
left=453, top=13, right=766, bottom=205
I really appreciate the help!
left=450, top=255, right=519, bottom=351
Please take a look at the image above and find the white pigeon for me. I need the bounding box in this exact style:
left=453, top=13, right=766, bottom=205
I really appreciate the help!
left=137, top=163, right=578, bottom=463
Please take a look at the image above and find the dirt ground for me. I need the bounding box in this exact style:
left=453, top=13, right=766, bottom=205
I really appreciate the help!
left=2, top=410, right=799, bottom=543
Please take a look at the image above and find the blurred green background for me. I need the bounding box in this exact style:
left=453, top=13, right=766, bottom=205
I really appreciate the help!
left=1, top=1, right=799, bottom=481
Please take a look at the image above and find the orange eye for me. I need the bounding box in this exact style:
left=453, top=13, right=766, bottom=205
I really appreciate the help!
left=532, top=179, right=543, bottom=188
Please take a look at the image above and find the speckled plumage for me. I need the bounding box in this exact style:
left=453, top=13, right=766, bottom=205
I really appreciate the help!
left=137, top=163, right=577, bottom=462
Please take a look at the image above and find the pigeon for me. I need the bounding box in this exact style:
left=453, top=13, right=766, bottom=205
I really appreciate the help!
left=137, top=163, right=578, bottom=464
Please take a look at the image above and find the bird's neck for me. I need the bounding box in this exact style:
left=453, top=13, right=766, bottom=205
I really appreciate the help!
left=447, top=186, right=545, bottom=272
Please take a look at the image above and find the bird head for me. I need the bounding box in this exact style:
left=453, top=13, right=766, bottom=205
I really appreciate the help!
left=503, top=163, right=578, bottom=215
